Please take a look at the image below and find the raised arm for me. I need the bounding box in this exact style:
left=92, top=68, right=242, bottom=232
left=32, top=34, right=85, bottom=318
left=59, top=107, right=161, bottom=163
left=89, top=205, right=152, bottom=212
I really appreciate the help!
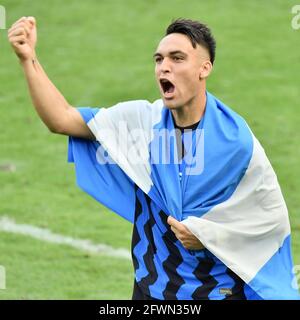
left=8, top=16, right=94, bottom=139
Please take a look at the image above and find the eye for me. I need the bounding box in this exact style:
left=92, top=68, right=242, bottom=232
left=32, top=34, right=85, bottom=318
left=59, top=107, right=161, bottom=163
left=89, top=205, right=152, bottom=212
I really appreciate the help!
left=173, top=56, right=183, bottom=62
left=154, top=56, right=163, bottom=64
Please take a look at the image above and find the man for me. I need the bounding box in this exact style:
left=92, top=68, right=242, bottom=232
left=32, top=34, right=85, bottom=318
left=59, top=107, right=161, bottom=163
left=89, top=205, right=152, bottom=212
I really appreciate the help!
left=8, top=17, right=299, bottom=300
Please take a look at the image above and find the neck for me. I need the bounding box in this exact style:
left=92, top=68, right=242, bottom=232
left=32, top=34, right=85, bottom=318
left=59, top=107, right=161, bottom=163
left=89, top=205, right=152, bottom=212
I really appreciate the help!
left=171, top=89, right=206, bottom=127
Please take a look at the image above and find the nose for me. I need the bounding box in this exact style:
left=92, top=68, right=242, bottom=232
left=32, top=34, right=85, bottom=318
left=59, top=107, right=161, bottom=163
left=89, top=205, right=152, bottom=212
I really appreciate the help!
left=159, top=57, right=171, bottom=74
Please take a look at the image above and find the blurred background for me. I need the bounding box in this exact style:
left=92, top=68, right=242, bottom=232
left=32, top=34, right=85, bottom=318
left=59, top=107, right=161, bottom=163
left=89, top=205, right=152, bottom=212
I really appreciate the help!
left=0, top=0, right=299, bottom=299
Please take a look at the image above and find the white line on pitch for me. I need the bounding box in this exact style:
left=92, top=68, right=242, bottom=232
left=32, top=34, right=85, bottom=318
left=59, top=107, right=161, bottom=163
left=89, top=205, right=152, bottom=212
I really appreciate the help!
left=0, top=216, right=131, bottom=260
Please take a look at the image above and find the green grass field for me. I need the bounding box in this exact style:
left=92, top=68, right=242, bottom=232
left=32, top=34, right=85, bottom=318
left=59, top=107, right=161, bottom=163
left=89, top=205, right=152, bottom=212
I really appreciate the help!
left=0, top=0, right=299, bottom=299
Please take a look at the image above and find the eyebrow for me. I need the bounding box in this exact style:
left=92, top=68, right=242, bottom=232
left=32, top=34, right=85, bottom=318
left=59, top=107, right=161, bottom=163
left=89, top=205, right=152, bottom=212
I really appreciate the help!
left=153, top=50, right=188, bottom=58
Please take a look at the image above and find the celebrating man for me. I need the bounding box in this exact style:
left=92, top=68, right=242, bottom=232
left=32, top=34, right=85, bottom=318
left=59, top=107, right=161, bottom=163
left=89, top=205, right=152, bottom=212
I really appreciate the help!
left=8, top=17, right=299, bottom=300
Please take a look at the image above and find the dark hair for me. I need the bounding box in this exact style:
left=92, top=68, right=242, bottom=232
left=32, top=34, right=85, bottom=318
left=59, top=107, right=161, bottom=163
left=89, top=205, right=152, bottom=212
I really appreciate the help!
left=166, top=18, right=216, bottom=64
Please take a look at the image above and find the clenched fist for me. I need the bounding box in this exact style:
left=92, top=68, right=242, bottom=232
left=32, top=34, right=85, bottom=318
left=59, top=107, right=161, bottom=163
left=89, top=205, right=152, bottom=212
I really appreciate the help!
left=8, top=16, right=37, bottom=62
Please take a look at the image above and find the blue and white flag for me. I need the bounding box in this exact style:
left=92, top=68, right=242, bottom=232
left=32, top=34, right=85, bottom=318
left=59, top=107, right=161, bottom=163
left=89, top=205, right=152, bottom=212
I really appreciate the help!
left=68, top=92, right=299, bottom=300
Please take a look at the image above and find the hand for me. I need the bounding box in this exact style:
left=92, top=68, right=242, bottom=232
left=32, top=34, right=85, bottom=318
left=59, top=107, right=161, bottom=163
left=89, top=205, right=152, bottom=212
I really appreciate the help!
left=167, top=216, right=205, bottom=250
left=8, top=16, right=37, bottom=62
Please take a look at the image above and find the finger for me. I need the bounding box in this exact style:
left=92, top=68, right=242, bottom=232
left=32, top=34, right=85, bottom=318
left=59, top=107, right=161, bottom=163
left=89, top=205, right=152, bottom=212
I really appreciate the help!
left=9, top=34, right=27, bottom=43
left=23, top=18, right=35, bottom=30
left=9, top=35, right=27, bottom=46
left=170, top=225, right=178, bottom=235
left=8, top=28, right=27, bottom=40
left=181, top=239, right=196, bottom=249
left=11, top=16, right=28, bottom=28
left=8, top=25, right=30, bottom=38
left=8, top=24, right=23, bottom=35
left=167, top=216, right=184, bottom=229
left=26, top=16, right=36, bottom=27
left=8, top=27, right=26, bottom=38
left=10, top=18, right=32, bottom=34
left=8, top=22, right=30, bottom=33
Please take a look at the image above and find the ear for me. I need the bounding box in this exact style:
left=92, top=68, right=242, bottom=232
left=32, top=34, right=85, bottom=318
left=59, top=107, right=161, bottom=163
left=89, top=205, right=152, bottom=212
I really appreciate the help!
left=199, top=60, right=213, bottom=80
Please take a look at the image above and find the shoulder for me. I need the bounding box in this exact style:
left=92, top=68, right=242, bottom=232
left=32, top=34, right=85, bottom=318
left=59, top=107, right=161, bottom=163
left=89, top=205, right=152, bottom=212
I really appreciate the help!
left=97, top=98, right=164, bottom=129
left=104, top=99, right=162, bottom=116
left=207, top=92, right=254, bottom=155
left=111, top=99, right=158, bottom=111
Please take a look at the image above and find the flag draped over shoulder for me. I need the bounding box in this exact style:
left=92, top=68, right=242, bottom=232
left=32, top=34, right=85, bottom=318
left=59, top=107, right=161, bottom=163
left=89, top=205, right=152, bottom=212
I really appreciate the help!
left=68, top=92, right=299, bottom=300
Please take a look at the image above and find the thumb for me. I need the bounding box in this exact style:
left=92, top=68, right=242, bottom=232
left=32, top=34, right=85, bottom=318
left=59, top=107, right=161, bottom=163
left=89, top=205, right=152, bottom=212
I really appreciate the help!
left=167, top=216, right=181, bottom=228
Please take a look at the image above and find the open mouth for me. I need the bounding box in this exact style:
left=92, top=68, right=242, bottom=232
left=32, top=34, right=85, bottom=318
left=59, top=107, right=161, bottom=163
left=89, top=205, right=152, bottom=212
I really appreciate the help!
left=160, top=79, right=175, bottom=95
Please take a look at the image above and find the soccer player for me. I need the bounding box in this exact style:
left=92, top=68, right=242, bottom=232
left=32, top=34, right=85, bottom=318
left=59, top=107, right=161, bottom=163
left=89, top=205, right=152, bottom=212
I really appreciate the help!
left=8, top=17, right=299, bottom=300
